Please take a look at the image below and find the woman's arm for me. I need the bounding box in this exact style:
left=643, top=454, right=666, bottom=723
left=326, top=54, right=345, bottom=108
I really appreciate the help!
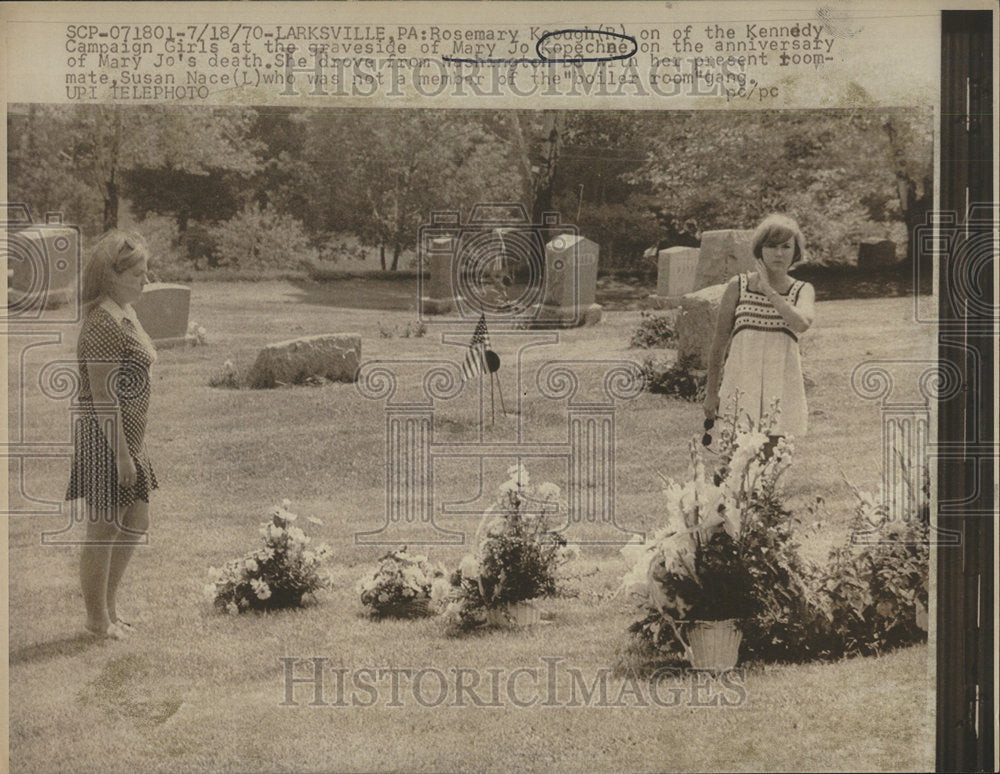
left=83, top=324, right=137, bottom=488
left=755, top=262, right=815, bottom=333
left=703, top=277, right=740, bottom=418
left=87, top=360, right=136, bottom=488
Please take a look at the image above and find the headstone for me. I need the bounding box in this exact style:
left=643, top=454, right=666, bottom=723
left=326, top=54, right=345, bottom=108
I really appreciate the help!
left=132, top=283, right=192, bottom=349
left=248, top=334, right=361, bottom=388
left=694, top=229, right=755, bottom=290
left=857, top=239, right=897, bottom=268
left=536, top=234, right=599, bottom=326
left=656, top=246, right=700, bottom=297
left=675, top=282, right=728, bottom=369
left=421, top=237, right=456, bottom=315
left=5, top=223, right=80, bottom=313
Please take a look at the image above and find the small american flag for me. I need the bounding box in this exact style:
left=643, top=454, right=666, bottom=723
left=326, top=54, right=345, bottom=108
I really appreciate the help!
left=460, top=314, right=490, bottom=381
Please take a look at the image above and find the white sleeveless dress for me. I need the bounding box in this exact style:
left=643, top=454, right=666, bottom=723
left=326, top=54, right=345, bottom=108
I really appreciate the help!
left=718, top=273, right=809, bottom=437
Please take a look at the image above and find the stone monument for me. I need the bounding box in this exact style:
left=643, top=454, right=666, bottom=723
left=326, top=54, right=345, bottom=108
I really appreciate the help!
left=132, top=283, right=193, bottom=348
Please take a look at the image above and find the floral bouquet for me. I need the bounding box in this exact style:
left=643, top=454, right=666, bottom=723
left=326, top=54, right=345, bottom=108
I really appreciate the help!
left=205, top=500, right=333, bottom=614
left=187, top=320, right=208, bottom=346
left=435, top=464, right=578, bottom=631
left=621, top=408, right=817, bottom=658
left=356, top=547, right=447, bottom=618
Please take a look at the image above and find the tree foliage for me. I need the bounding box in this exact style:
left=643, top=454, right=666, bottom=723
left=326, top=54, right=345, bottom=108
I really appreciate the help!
left=7, top=106, right=931, bottom=270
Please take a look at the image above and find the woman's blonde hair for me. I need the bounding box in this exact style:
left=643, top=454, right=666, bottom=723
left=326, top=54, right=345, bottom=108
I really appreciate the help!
left=751, top=214, right=807, bottom=266
left=81, top=230, right=150, bottom=309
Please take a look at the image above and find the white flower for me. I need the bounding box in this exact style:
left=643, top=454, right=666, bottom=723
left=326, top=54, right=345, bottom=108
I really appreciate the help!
left=281, top=498, right=291, bottom=509
left=537, top=482, right=561, bottom=500
left=251, top=578, right=272, bottom=600
left=430, top=577, right=451, bottom=601
left=202, top=583, right=217, bottom=601
left=245, top=558, right=259, bottom=574
left=226, top=601, right=239, bottom=616
left=302, top=550, right=315, bottom=564
left=459, top=554, right=480, bottom=579
left=207, top=566, right=219, bottom=579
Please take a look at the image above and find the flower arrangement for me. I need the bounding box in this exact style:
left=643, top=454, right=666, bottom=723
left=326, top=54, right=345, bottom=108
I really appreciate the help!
left=205, top=500, right=333, bottom=614
left=435, top=464, right=578, bottom=631
left=621, top=406, right=817, bottom=659
left=187, top=320, right=208, bottom=346
left=356, top=547, right=447, bottom=618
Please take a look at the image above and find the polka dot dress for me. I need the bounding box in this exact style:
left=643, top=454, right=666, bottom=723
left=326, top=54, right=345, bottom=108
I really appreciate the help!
left=66, top=303, right=158, bottom=510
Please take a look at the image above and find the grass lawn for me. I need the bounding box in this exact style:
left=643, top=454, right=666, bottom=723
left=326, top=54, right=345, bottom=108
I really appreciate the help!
left=7, top=282, right=936, bottom=772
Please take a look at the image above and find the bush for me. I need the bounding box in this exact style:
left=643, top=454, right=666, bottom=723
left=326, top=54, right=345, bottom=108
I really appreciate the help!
left=205, top=500, right=333, bottom=613
left=208, top=203, right=318, bottom=269
left=630, top=311, right=677, bottom=348
left=641, top=353, right=705, bottom=402
left=812, top=509, right=929, bottom=657
left=624, top=413, right=930, bottom=664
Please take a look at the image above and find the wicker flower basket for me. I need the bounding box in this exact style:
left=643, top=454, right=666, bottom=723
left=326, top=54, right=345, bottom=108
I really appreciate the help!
left=485, top=600, right=541, bottom=628
left=685, top=619, right=743, bottom=671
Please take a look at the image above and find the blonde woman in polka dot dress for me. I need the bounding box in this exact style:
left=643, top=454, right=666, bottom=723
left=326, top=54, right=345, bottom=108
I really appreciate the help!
left=66, top=230, right=158, bottom=639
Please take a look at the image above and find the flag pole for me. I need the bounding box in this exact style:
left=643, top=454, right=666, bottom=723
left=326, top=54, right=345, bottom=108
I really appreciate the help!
left=494, top=371, right=507, bottom=417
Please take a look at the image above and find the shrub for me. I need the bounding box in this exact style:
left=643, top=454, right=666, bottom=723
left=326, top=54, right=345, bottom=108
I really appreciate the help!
left=436, top=465, right=577, bottom=632
left=205, top=500, right=333, bottom=613
left=356, top=547, right=447, bottom=618
left=623, top=409, right=929, bottom=664
left=630, top=311, right=677, bottom=348
left=812, top=502, right=929, bottom=657
left=641, top=353, right=706, bottom=402
left=208, top=359, right=251, bottom=389
left=208, top=203, right=318, bottom=269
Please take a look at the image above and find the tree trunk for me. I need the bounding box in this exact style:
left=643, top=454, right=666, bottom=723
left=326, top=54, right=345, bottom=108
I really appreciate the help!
left=379, top=244, right=386, bottom=271
left=390, top=242, right=401, bottom=271
left=530, top=113, right=564, bottom=226
left=103, top=176, right=119, bottom=232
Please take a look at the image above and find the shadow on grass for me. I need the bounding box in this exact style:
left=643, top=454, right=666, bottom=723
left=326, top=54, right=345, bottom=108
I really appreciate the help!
left=285, top=278, right=420, bottom=311
left=10, top=632, right=123, bottom=666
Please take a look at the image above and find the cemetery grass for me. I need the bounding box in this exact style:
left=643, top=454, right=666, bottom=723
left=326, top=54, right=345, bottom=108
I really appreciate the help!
left=8, top=283, right=936, bottom=773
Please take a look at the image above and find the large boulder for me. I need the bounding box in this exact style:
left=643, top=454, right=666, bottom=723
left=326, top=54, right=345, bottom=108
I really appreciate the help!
left=248, top=334, right=361, bottom=388
left=694, top=229, right=755, bottom=290
left=675, top=283, right=728, bottom=369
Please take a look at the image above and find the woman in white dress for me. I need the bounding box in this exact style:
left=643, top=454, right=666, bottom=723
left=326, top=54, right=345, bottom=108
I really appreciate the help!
left=704, top=214, right=815, bottom=452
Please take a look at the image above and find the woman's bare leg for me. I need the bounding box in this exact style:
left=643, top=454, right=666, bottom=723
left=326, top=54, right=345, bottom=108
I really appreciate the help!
left=80, top=506, right=121, bottom=633
left=106, top=499, right=149, bottom=625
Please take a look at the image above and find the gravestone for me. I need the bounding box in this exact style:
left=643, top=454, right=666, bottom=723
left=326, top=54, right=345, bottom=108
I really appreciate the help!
left=857, top=239, right=897, bottom=268
left=656, top=246, right=700, bottom=297
left=132, top=283, right=192, bottom=348
left=6, top=223, right=79, bottom=312
left=421, top=237, right=456, bottom=315
left=248, top=334, right=361, bottom=388
left=535, top=234, right=600, bottom=326
left=675, top=282, right=728, bottom=369
left=693, top=229, right=755, bottom=290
